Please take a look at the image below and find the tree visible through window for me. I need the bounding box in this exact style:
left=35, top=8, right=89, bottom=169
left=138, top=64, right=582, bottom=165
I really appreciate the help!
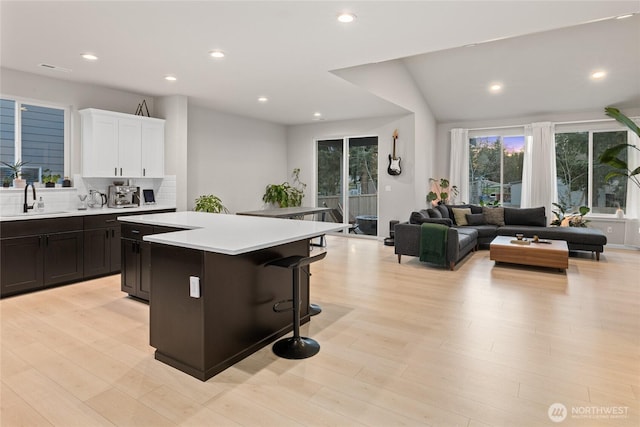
left=469, top=135, right=524, bottom=206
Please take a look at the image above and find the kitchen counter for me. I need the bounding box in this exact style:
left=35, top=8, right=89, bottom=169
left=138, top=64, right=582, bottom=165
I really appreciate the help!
left=119, top=211, right=346, bottom=380
left=0, top=204, right=176, bottom=222
left=118, top=211, right=345, bottom=255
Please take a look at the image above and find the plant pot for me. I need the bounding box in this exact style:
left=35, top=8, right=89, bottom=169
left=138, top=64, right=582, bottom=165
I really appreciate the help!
left=45, top=182, right=55, bottom=188
left=2, top=182, right=9, bottom=188
left=12, top=178, right=25, bottom=188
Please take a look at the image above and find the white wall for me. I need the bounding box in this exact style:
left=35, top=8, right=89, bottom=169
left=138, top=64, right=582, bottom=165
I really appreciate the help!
left=332, top=59, right=438, bottom=208
left=187, top=104, right=287, bottom=213
left=0, top=68, right=153, bottom=177
left=287, top=114, right=416, bottom=237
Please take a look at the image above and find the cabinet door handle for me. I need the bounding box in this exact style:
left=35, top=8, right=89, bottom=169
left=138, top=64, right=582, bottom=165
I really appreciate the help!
left=111, top=229, right=115, bottom=238
left=45, top=235, right=49, bottom=247
left=115, top=167, right=117, bottom=176
left=106, top=230, right=109, bottom=239
left=131, top=229, right=140, bottom=234
left=39, top=235, right=43, bottom=248
left=120, top=168, right=122, bottom=176
left=143, top=168, right=146, bottom=177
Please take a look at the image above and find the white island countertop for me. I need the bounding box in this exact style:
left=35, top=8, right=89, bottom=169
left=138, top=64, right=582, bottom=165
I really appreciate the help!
left=118, top=211, right=347, bottom=255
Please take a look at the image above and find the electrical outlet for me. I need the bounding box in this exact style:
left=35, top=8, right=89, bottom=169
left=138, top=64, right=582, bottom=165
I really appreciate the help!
left=189, top=276, right=200, bottom=298
left=607, top=227, right=613, bottom=233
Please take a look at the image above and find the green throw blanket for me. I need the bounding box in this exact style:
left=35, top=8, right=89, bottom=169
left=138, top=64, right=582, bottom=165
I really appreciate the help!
left=419, top=223, right=448, bottom=266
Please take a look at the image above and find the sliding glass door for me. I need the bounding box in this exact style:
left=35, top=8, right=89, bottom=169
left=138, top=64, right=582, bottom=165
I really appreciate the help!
left=317, top=136, right=378, bottom=236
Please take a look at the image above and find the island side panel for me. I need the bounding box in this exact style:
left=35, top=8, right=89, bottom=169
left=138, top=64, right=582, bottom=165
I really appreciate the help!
left=149, top=239, right=310, bottom=381
left=202, top=239, right=310, bottom=378
left=149, top=244, right=205, bottom=378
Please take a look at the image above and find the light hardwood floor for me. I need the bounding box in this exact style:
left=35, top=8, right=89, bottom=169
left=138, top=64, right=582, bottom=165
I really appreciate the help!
left=1, top=236, right=638, bottom=427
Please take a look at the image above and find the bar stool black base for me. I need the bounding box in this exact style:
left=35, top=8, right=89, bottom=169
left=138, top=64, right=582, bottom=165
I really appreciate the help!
left=309, top=303, right=322, bottom=316
left=272, top=336, right=320, bottom=359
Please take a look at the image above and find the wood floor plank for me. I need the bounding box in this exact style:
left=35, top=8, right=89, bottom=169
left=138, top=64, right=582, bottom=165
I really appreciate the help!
left=1, top=236, right=638, bottom=426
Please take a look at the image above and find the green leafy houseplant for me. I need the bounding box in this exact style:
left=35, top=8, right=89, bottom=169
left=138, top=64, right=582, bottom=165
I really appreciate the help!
left=194, top=194, right=229, bottom=213
left=598, top=107, right=640, bottom=189
left=42, top=169, right=61, bottom=187
left=1, top=160, right=28, bottom=179
left=262, top=168, right=307, bottom=208
left=551, top=202, right=590, bottom=227
left=426, top=177, right=459, bottom=205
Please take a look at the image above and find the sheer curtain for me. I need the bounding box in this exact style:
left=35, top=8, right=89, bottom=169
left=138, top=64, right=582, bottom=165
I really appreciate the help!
left=626, top=132, right=640, bottom=219
left=449, top=128, right=469, bottom=204
left=520, top=122, right=557, bottom=223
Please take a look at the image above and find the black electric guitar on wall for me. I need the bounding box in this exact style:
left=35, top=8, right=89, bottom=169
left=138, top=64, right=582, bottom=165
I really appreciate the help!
left=387, top=129, right=402, bottom=176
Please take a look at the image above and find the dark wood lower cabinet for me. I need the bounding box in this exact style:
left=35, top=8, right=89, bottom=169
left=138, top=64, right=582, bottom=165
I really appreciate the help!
left=1, top=235, right=44, bottom=295
left=83, top=226, right=121, bottom=278
left=0, top=217, right=84, bottom=297
left=44, top=231, right=84, bottom=286
left=121, top=224, right=154, bottom=300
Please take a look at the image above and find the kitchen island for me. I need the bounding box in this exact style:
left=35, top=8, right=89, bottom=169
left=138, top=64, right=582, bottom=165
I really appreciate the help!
left=118, top=211, right=345, bottom=381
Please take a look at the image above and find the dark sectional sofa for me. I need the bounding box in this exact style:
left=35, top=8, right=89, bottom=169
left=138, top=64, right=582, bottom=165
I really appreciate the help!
left=394, top=204, right=607, bottom=270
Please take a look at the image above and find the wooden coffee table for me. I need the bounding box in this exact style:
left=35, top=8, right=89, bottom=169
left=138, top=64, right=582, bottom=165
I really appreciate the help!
left=489, top=235, right=568, bottom=271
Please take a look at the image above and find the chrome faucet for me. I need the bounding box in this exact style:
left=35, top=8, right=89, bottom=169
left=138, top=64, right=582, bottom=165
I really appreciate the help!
left=23, top=183, right=36, bottom=213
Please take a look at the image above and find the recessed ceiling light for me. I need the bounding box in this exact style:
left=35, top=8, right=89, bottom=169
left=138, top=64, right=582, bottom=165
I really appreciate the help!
left=165, top=75, right=177, bottom=81
left=209, top=50, right=225, bottom=58
left=81, top=53, right=98, bottom=61
left=337, top=12, right=356, bottom=23
left=591, top=70, right=607, bottom=80
left=489, top=83, right=502, bottom=93
left=258, top=96, right=268, bottom=103
left=616, top=14, right=633, bottom=20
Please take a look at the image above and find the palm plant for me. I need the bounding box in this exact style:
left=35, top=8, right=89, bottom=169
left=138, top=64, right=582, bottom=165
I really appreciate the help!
left=598, top=107, right=640, bottom=189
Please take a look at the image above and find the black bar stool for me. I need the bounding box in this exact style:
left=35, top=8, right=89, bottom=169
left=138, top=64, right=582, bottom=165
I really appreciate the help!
left=266, top=251, right=327, bottom=359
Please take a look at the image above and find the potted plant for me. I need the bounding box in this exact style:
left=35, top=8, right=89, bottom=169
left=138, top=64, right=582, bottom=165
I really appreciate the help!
left=2, top=176, right=10, bottom=188
left=426, top=177, right=459, bottom=205
left=1, top=160, right=28, bottom=188
left=42, top=169, right=61, bottom=188
left=598, top=107, right=640, bottom=189
left=262, top=168, right=307, bottom=208
left=194, top=194, right=229, bottom=213
left=551, top=202, right=590, bottom=227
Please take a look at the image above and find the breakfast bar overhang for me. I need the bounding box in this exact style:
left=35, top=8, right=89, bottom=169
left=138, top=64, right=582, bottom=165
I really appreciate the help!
left=118, top=211, right=345, bottom=381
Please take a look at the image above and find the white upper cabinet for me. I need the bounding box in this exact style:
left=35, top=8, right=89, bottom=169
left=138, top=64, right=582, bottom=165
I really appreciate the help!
left=141, top=120, right=165, bottom=177
left=80, top=109, right=165, bottom=178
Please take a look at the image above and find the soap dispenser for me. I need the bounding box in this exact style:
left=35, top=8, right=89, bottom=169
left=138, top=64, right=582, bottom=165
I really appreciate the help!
left=36, top=197, right=45, bottom=212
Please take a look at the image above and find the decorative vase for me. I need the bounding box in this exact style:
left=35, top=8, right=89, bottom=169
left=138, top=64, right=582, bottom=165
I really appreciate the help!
left=12, top=178, right=25, bottom=188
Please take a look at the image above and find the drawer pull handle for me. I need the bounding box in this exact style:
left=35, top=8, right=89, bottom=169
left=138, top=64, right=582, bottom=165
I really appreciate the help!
left=131, top=230, right=140, bottom=234
left=105, top=219, right=116, bottom=223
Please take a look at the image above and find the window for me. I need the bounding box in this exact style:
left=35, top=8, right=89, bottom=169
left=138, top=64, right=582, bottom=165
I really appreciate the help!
left=468, top=134, right=525, bottom=207
left=0, top=98, right=68, bottom=184
left=555, top=129, right=628, bottom=214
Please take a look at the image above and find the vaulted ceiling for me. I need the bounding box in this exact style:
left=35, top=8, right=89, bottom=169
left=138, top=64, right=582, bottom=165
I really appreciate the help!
left=1, top=1, right=638, bottom=125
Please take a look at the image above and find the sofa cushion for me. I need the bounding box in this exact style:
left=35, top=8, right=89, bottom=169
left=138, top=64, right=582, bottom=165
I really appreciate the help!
left=465, top=213, right=486, bottom=226
left=409, top=210, right=429, bottom=224
left=466, top=224, right=499, bottom=238
left=427, top=208, right=442, bottom=218
left=452, top=208, right=472, bottom=226
left=410, top=211, right=453, bottom=226
left=497, top=226, right=607, bottom=245
left=435, top=204, right=449, bottom=219
left=482, top=206, right=505, bottom=226
left=504, top=206, right=546, bottom=227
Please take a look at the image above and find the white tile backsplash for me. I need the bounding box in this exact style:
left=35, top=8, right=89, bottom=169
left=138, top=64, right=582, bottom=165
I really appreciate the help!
left=0, top=175, right=177, bottom=216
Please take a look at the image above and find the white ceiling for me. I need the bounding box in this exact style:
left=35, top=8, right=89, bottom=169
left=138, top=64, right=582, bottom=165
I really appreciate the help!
left=1, top=1, right=638, bottom=125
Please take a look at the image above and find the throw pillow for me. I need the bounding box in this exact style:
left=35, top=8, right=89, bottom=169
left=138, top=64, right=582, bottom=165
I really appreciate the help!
left=409, top=210, right=429, bottom=224
left=482, top=206, right=505, bottom=226
left=427, top=208, right=442, bottom=219
left=452, top=208, right=472, bottom=226
left=435, top=204, right=449, bottom=219
left=503, top=206, right=546, bottom=226
left=465, top=213, right=486, bottom=226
